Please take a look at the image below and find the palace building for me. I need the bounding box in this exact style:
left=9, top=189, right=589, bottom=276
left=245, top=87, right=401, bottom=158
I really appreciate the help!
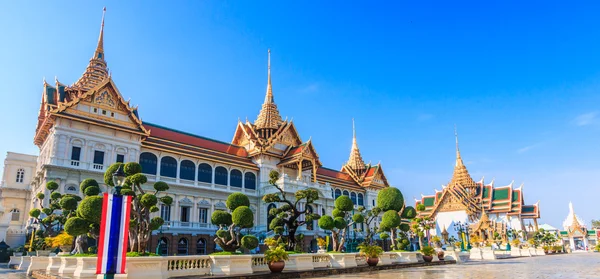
left=559, top=202, right=597, bottom=252
left=24, top=10, right=391, bottom=254
left=415, top=132, right=541, bottom=242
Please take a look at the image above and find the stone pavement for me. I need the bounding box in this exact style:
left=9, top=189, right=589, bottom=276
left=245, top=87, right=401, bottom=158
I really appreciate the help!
left=0, top=263, right=29, bottom=279
left=306, top=253, right=600, bottom=279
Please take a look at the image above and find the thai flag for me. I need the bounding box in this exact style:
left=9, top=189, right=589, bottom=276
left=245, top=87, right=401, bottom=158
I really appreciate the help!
left=96, top=193, right=132, bottom=275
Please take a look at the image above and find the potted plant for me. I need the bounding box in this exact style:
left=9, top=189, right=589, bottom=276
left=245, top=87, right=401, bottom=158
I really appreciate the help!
left=431, top=236, right=442, bottom=248
left=51, top=232, right=74, bottom=253
left=420, top=246, right=435, bottom=262
left=14, top=246, right=24, bottom=256
left=542, top=245, right=549, bottom=254
left=454, top=241, right=462, bottom=251
left=358, top=243, right=383, bottom=266
left=470, top=235, right=481, bottom=248
left=264, top=245, right=289, bottom=273
left=511, top=239, right=521, bottom=249
left=317, top=237, right=327, bottom=252
left=437, top=250, right=445, bottom=261
left=264, top=237, right=278, bottom=250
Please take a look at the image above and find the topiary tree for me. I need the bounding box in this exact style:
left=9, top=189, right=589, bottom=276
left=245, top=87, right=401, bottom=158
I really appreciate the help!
left=374, top=187, right=408, bottom=249
left=380, top=210, right=401, bottom=249
left=62, top=179, right=103, bottom=253
left=211, top=192, right=258, bottom=252
left=263, top=170, right=321, bottom=251
left=104, top=162, right=172, bottom=253
left=411, top=204, right=435, bottom=249
left=318, top=195, right=363, bottom=252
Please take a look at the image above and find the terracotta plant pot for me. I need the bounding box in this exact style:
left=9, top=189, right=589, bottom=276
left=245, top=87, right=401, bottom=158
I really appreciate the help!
left=437, top=252, right=445, bottom=260
left=268, top=261, right=285, bottom=273
left=366, top=257, right=379, bottom=266
left=422, top=255, right=433, bottom=262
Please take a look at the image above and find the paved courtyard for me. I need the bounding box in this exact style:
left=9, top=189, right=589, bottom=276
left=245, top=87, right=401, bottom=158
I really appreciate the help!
left=308, top=253, right=600, bottom=279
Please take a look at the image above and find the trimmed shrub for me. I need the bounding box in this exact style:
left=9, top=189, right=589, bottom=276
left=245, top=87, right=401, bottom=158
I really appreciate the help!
left=241, top=235, right=259, bottom=250
left=226, top=193, right=250, bottom=211
left=377, top=187, right=404, bottom=212
left=232, top=206, right=253, bottom=228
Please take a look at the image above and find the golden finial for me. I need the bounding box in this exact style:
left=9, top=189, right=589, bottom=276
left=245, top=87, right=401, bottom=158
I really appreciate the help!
left=94, top=7, right=106, bottom=60
left=454, top=125, right=464, bottom=167
left=254, top=49, right=283, bottom=130
left=346, top=118, right=366, bottom=172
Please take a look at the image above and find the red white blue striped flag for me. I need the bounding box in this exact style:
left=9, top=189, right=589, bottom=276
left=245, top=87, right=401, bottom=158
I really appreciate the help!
left=96, top=193, right=132, bottom=275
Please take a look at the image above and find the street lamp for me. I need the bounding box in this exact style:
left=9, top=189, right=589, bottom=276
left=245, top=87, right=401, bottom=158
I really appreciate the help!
left=111, top=165, right=126, bottom=195
left=453, top=221, right=469, bottom=252
left=28, top=218, right=39, bottom=253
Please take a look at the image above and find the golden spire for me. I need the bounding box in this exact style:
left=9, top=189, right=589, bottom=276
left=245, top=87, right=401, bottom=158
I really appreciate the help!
left=448, top=126, right=478, bottom=190
left=254, top=49, right=283, bottom=131
left=346, top=118, right=366, bottom=173
left=72, top=7, right=109, bottom=91
left=455, top=124, right=464, bottom=167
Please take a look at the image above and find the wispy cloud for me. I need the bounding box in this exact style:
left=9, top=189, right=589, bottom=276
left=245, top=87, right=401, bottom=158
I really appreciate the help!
left=417, top=113, right=434, bottom=122
left=298, top=83, right=319, bottom=93
left=573, top=111, right=598, bottom=126
left=517, top=142, right=543, bottom=154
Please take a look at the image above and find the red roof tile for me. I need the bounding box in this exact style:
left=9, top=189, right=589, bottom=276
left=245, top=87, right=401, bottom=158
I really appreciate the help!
left=317, top=168, right=355, bottom=182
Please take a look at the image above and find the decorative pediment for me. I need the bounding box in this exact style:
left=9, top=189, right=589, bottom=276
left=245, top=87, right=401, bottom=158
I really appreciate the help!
left=215, top=201, right=227, bottom=209
left=179, top=197, right=193, bottom=205
left=198, top=200, right=211, bottom=207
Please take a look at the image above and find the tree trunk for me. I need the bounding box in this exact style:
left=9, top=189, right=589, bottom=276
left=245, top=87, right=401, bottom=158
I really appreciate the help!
left=389, top=229, right=396, bottom=250
left=418, top=236, right=424, bottom=250
left=287, top=227, right=298, bottom=251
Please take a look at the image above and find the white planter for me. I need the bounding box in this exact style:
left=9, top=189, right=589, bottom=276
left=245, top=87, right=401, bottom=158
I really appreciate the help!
left=286, top=254, right=314, bottom=271
left=311, top=254, right=330, bottom=269
left=528, top=248, right=536, bottom=256
left=126, top=257, right=169, bottom=279
left=520, top=248, right=532, bottom=257
left=73, top=257, right=98, bottom=279
left=210, top=255, right=252, bottom=276
left=46, top=256, right=62, bottom=274
left=18, top=256, right=31, bottom=270
left=443, top=250, right=462, bottom=263
left=482, top=248, right=497, bottom=260
left=27, top=256, right=50, bottom=276
left=328, top=253, right=358, bottom=268
left=8, top=256, right=21, bottom=267
left=510, top=249, right=522, bottom=257
left=396, top=252, right=419, bottom=263
left=377, top=253, right=393, bottom=266
left=59, top=257, right=78, bottom=278
left=536, top=248, right=546, bottom=256
left=469, top=248, right=483, bottom=260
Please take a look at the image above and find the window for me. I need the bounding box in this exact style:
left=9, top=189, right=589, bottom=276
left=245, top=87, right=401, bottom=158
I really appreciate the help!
left=197, top=163, right=212, bottom=183
left=180, top=206, right=190, bottom=223
left=160, top=204, right=171, bottom=222
left=196, top=238, right=207, bottom=255
left=158, top=237, right=168, bottom=256
left=93, top=150, right=105, bottom=165
left=116, top=154, right=125, bottom=163
left=244, top=173, right=256, bottom=190
left=214, top=166, right=228, bottom=186
left=10, top=209, right=20, bottom=222
left=67, top=185, right=77, bottom=192
left=267, top=204, right=277, bottom=231
left=71, top=146, right=81, bottom=161
left=93, top=107, right=98, bottom=113
left=343, top=190, right=349, bottom=197
left=16, top=169, right=24, bottom=183
left=351, top=192, right=357, bottom=205
left=372, top=199, right=375, bottom=207
left=180, top=160, right=195, bottom=181
left=358, top=193, right=364, bottom=206
left=160, top=156, right=177, bottom=178
left=102, top=109, right=107, bottom=115
left=110, top=112, right=115, bottom=117
left=139, top=152, right=158, bottom=175
left=306, top=205, right=314, bottom=230
left=177, top=238, right=188, bottom=255
left=334, top=189, right=341, bottom=200
left=230, top=169, right=242, bottom=188
left=199, top=208, right=208, bottom=224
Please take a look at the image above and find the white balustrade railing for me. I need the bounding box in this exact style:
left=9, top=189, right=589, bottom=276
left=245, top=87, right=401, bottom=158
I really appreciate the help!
left=355, top=254, right=367, bottom=266
left=166, top=256, right=211, bottom=277
left=312, top=254, right=330, bottom=268
left=251, top=255, right=269, bottom=272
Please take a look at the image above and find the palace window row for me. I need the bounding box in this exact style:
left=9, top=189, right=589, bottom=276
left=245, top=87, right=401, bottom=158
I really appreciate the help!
left=139, top=152, right=256, bottom=189
left=158, top=237, right=207, bottom=256
left=159, top=204, right=221, bottom=224
left=16, top=169, right=25, bottom=183
left=332, top=189, right=364, bottom=206
left=69, top=146, right=126, bottom=165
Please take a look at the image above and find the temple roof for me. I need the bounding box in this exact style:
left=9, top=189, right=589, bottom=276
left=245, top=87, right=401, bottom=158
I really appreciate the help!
left=72, top=8, right=109, bottom=91
left=563, top=202, right=585, bottom=231
left=345, top=119, right=366, bottom=173
left=254, top=50, right=283, bottom=130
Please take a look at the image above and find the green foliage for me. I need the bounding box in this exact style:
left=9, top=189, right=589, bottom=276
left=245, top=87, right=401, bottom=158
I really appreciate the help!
left=153, top=181, right=169, bottom=191
left=149, top=217, right=164, bottom=230
left=332, top=208, right=345, bottom=218
left=104, top=163, right=124, bottom=187
left=150, top=206, right=159, bottom=213
left=29, top=208, right=41, bottom=218
left=124, top=162, right=142, bottom=176
left=84, top=186, right=100, bottom=196
left=420, top=246, right=435, bottom=256
left=380, top=232, right=390, bottom=239
left=377, top=187, right=404, bottom=211
left=128, top=174, right=148, bottom=186
left=140, top=194, right=158, bottom=208
left=77, top=196, right=103, bottom=224
left=262, top=193, right=281, bottom=203
left=333, top=217, right=347, bottom=229
left=88, top=246, right=97, bottom=254
left=264, top=246, right=289, bottom=262
left=210, top=251, right=242, bottom=255
left=42, top=208, right=53, bottom=216
left=211, top=211, right=232, bottom=226
left=46, top=181, right=59, bottom=191
left=64, top=217, right=89, bottom=236
left=295, top=188, right=319, bottom=204
left=399, top=223, right=410, bottom=232
left=334, top=195, right=354, bottom=211
left=241, top=235, right=259, bottom=250
left=358, top=243, right=383, bottom=258
left=379, top=210, right=400, bottom=231
left=231, top=206, right=254, bottom=228
left=80, top=179, right=99, bottom=193
left=60, top=196, right=78, bottom=211
left=318, top=215, right=334, bottom=230
left=36, top=193, right=45, bottom=200
left=416, top=204, right=426, bottom=211
left=216, top=230, right=229, bottom=238
left=401, top=206, right=417, bottom=219
left=50, top=192, right=62, bottom=200
left=226, top=192, right=250, bottom=211
left=268, top=170, right=280, bottom=185
left=352, top=213, right=365, bottom=223
left=160, top=196, right=173, bottom=205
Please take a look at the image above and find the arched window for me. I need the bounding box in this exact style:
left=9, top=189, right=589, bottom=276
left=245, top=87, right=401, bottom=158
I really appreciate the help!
left=358, top=193, right=364, bottom=206
left=66, top=185, right=77, bottom=192
left=334, top=189, right=341, bottom=200
left=215, top=166, right=228, bottom=186
left=196, top=238, right=207, bottom=255
left=16, top=169, right=24, bottom=183
left=306, top=205, right=314, bottom=230
left=267, top=204, right=277, bottom=231
left=160, top=156, right=177, bottom=178
left=351, top=192, right=357, bottom=205
left=139, top=152, right=158, bottom=175
left=198, top=163, right=212, bottom=183
left=179, top=160, right=195, bottom=181
left=158, top=237, right=169, bottom=256
left=244, top=173, right=256, bottom=190
left=343, top=190, right=349, bottom=197
left=10, top=209, right=20, bottom=222
left=230, top=169, right=242, bottom=188
left=177, top=238, right=188, bottom=255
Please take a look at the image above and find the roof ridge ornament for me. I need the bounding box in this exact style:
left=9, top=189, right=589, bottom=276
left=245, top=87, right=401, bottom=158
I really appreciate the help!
left=254, top=49, right=283, bottom=131
left=345, top=118, right=366, bottom=173
left=72, top=7, right=109, bottom=91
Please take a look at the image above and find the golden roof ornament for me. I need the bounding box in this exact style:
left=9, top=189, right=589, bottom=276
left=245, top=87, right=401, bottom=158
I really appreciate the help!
left=448, top=126, right=478, bottom=193
left=346, top=118, right=366, bottom=173
left=254, top=49, right=283, bottom=130
left=72, top=7, right=109, bottom=91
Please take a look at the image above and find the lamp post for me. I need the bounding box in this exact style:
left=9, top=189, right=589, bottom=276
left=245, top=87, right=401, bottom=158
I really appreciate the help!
left=28, top=218, right=39, bottom=253
left=111, top=165, right=126, bottom=195
left=453, top=221, right=469, bottom=252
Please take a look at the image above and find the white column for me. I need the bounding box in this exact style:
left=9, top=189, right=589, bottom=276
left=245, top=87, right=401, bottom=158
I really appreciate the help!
left=156, top=156, right=162, bottom=180
left=569, top=237, right=575, bottom=250
left=194, top=160, right=199, bottom=187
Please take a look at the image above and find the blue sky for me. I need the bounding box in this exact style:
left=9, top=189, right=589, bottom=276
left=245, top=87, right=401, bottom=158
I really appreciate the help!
left=1, top=1, right=600, bottom=228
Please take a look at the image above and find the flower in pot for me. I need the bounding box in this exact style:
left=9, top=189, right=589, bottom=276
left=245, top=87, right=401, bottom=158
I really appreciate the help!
left=317, top=237, right=327, bottom=251
left=264, top=237, right=278, bottom=250
left=264, top=245, right=289, bottom=273
left=437, top=250, right=445, bottom=260
left=358, top=243, right=383, bottom=266
left=511, top=239, right=521, bottom=249
left=52, top=232, right=74, bottom=253
left=420, top=246, right=435, bottom=262
left=431, top=236, right=442, bottom=248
